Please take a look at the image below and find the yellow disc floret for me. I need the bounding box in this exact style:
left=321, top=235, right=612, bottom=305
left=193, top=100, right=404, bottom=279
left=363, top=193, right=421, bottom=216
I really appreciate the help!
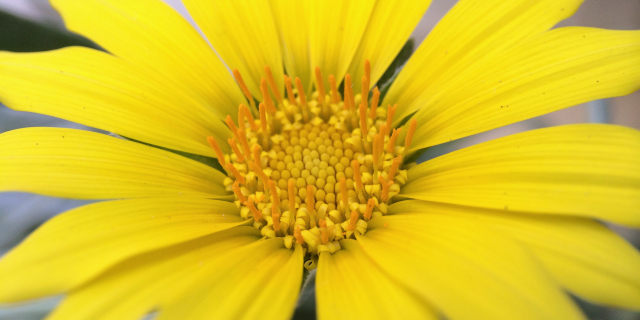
left=207, top=61, right=417, bottom=270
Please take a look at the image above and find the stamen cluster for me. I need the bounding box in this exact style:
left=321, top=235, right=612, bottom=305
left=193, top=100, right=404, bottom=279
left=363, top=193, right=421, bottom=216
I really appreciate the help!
left=207, top=61, right=417, bottom=269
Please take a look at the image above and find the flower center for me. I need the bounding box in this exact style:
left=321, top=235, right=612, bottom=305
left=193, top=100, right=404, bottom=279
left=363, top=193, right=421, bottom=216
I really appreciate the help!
left=207, top=62, right=417, bottom=270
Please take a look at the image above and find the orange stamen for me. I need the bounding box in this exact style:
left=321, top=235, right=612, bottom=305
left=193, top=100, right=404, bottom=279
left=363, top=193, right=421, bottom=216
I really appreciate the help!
left=284, top=75, right=296, bottom=106
left=314, top=67, right=326, bottom=105
left=384, top=104, right=397, bottom=137
left=245, top=198, right=262, bottom=221
left=252, top=145, right=262, bottom=170
left=225, top=115, right=240, bottom=141
left=369, top=87, right=380, bottom=119
left=344, top=74, right=354, bottom=111
left=227, top=138, right=245, bottom=162
left=271, top=204, right=281, bottom=231
left=347, top=210, right=358, bottom=231
left=358, top=103, right=367, bottom=134
left=319, top=219, right=329, bottom=244
left=294, top=225, right=305, bottom=244
left=241, top=104, right=259, bottom=131
left=269, top=180, right=280, bottom=208
left=329, top=74, right=340, bottom=103
left=259, top=103, right=268, bottom=133
left=404, top=118, right=417, bottom=153
left=233, top=69, right=255, bottom=108
left=378, top=175, right=393, bottom=202
left=206, top=136, right=226, bottom=167
left=363, top=198, right=375, bottom=221
left=306, top=185, right=315, bottom=216
left=388, top=155, right=402, bottom=182
left=225, top=163, right=246, bottom=185
left=238, top=107, right=245, bottom=130
left=295, top=77, right=307, bottom=107
left=288, top=179, right=296, bottom=214
left=387, top=128, right=402, bottom=153
left=250, top=161, right=269, bottom=185
left=260, top=78, right=276, bottom=113
left=361, top=76, right=368, bottom=108
left=238, top=128, right=251, bottom=159
left=364, top=59, right=371, bottom=85
left=351, top=160, right=363, bottom=191
left=340, top=177, right=348, bottom=211
left=232, top=180, right=246, bottom=203
left=264, top=66, right=283, bottom=105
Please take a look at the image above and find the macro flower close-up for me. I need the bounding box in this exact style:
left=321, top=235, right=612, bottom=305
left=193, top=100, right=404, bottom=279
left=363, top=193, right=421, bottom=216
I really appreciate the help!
left=0, top=0, right=639, bottom=319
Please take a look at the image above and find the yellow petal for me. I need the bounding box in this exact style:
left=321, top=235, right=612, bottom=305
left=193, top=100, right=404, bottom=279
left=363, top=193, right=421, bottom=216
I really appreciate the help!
left=0, top=198, right=244, bottom=303
left=308, top=0, right=375, bottom=85
left=358, top=214, right=585, bottom=320
left=46, top=227, right=262, bottom=320
left=407, top=27, right=640, bottom=150
left=50, top=0, right=245, bottom=118
left=0, top=47, right=232, bottom=157
left=269, top=0, right=313, bottom=93
left=346, top=0, right=432, bottom=89
left=384, top=0, right=583, bottom=122
left=183, top=0, right=284, bottom=100
left=403, top=124, right=640, bottom=227
left=317, top=239, right=439, bottom=320
left=0, top=127, right=228, bottom=199
left=157, top=240, right=303, bottom=320
left=390, top=200, right=640, bottom=309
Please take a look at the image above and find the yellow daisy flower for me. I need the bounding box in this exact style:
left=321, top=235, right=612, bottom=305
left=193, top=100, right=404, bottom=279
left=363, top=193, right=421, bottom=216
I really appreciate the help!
left=0, top=0, right=639, bottom=319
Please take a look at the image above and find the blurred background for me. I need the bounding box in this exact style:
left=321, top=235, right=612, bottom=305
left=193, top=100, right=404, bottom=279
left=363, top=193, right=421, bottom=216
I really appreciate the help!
left=0, top=0, right=638, bottom=319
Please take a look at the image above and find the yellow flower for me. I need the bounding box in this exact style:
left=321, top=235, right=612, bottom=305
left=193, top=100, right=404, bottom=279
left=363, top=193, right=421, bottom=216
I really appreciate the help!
left=0, top=0, right=639, bottom=319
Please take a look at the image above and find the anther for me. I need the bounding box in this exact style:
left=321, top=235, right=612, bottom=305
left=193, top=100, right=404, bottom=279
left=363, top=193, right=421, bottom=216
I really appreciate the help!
left=404, top=118, right=417, bottom=154
left=206, top=136, right=226, bottom=167
left=238, top=128, right=251, bottom=158
left=225, top=115, right=240, bottom=141
left=372, top=133, right=381, bottom=169
left=369, top=87, right=380, bottom=119
left=250, top=161, right=269, bottom=185
left=344, top=74, right=354, bottom=111
left=315, top=67, right=326, bottom=105
left=228, top=138, right=245, bottom=162
left=347, top=210, right=358, bottom=231
left=252, top=145, right=262, bottom=169
left=269, top=180, right=281, bottom=209
left=225, top=163, right=246, bottom=185
left=388, top=155, right=402, bottom=182
left=259, top=103, right=268, bottom=133
left=245, top=198, right=262, bottom=221
left=294, top=225, right=305, bottom=244
left=363, top=198, right=375, bottom=221
left=264, top=66, right=283, bottom=105
left=361, top=76, right=369, bottom=108
left=387, top=128, right=402, bottom=153
left=241, top=104, right=259, bottom=131
left=233, top=69, right=255, bottom=108
left=351, top=160, right=363, bottom=191
left=288, top=179, right=296, bottom=214
left=260, top=78, right=276, bottom=113
left=340, top=177, right=348, bottom=212
left=364, top=59, right=371, bottom=85
left=384, top=104, right=398, bottom=137
left=284, top=76, right=296, bottom=106
left=238, top=107, right=245, bottom=131
left=271, top=204, right=281, bottom=231
left=295, top=77, right=307, bottom=107
left=378, top=175, right=393, bottom=202
left=232, top=180, right=246, bottom=203
left=319, top=219, right=329, bottom=244
left=329, top=75, right=340, bottom=103
left=358, top=103, right=368, bottom=134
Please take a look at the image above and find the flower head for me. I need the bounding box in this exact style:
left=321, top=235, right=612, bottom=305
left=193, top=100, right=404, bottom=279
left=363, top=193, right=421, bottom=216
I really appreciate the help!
left=0, top=0, right=640, bottom=319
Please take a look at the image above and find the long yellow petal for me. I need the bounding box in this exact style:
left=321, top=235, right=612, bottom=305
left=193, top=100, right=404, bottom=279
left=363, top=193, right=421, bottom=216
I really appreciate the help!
left=157, top=240, right=303, bottom=320
left=407, top=27, right=640, bottom=150
left=0, top=47, right=232, bottom=157
left=308, top=0, right=375, bottom=86
left=0, top=127, right=228, bottom=199
left=317, top=240, right=439, bottom=320
left=346, top=0, right=432, bottom=89
left=183, top=0, right=284, bottom=100
left=384, top=0, right=583, bottom=122
left=269, top=0, right=312, bottom=94
left=357, top=214, right=585, bottom=320
left=389, top=200, right=640, bottom=309
left=50, top=0, right=245, bottom=118
left=0, top=198, right=245, bottom=303
left=403, top=124, right=640, bottom=227
left=45, top=227, right=262, bottom=320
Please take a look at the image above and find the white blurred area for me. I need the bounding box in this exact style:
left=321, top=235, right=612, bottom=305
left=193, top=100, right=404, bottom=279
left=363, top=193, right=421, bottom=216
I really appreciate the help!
left=0, top=1, right=639, bottom=319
